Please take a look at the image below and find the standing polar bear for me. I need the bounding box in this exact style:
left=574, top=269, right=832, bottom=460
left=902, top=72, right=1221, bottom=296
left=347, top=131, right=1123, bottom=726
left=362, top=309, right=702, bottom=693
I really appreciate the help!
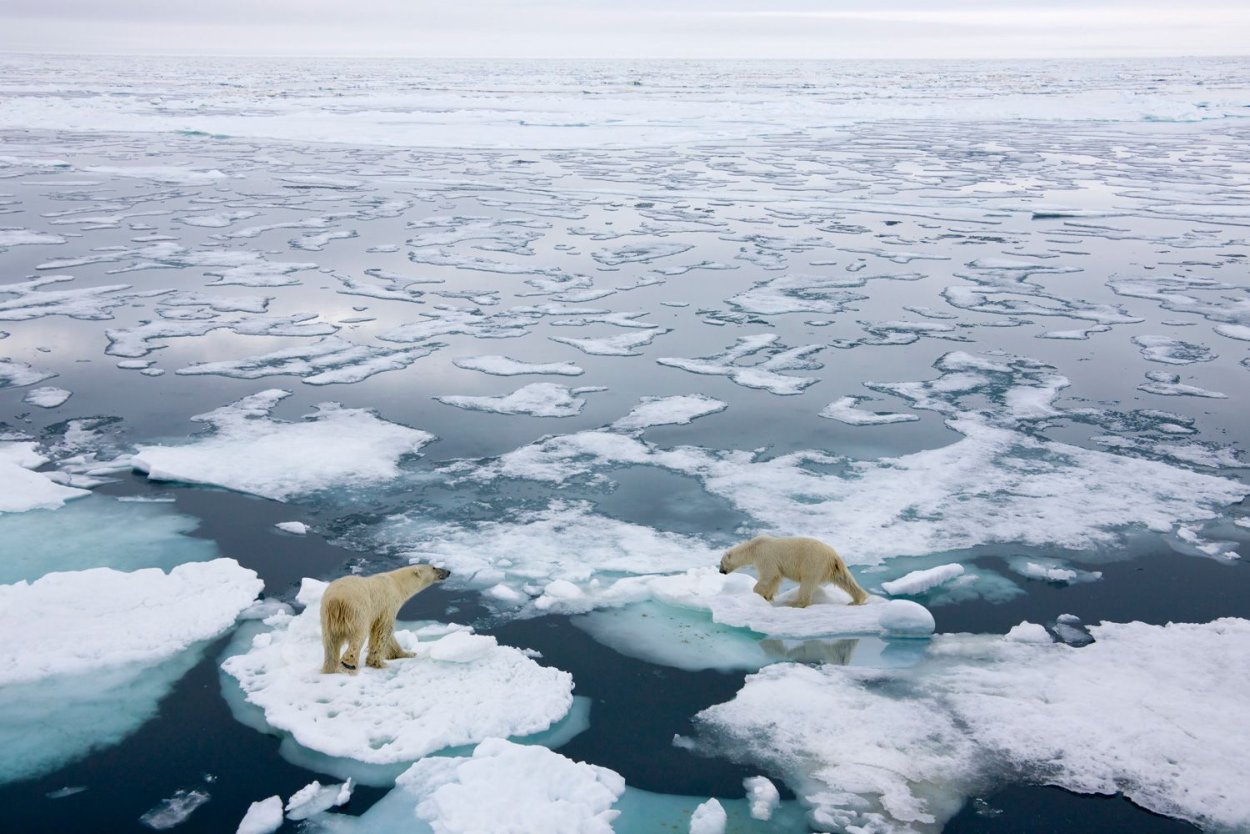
left=320, top=564, right=450, bottom=674
left=719, top=535, right=868, bottom=608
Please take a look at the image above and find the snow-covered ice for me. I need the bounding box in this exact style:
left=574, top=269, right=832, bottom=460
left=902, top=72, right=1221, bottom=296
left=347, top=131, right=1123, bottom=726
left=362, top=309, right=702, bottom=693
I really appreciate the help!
left=0, top=441, right=90, bottom=513
left=436, top=383, right=605, bottom=418
left=696, top=618, right=1250, bottom=833
left=220, top=579, right=575, bottom=766
left=133, top=390, right=434, bottom=501
left=21, top=385, right=71, bottom=408
left=235, top=796, right=283, bottom=834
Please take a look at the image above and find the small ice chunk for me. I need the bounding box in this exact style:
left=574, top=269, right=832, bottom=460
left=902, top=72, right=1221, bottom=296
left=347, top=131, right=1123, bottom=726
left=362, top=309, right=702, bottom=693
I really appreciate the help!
left=1004, top=621, right=1052, bottom=643
left=22, top=386, right=71, bottom=408
left=1132, top=335, right=1215, bottom=365
left=399, top=739, right=625, bottom=834
left=744, top=776, right=779, bottom=821
left=275, top=521, right=308, bottom=536
left=881, top=564, right=965, bottom=596
left=285, top=779, right=353, bottom=820
left=140, top=789, right=210, bottom=830
left=235, top=796, right=283, bottom=834
left=689, top=798, right=727, bottom=834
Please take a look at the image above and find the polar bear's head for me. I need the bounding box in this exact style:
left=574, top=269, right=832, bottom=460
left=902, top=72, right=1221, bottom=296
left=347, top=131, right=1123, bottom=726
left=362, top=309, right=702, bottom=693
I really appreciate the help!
left=396, top=563, right=451, bottom=594
left=719, top=543, right=752, bottom=574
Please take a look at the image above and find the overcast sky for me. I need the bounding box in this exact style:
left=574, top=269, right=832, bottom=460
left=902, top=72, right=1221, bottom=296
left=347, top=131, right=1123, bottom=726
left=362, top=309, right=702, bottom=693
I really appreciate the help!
left=2, top=1, right=1248, bottom=59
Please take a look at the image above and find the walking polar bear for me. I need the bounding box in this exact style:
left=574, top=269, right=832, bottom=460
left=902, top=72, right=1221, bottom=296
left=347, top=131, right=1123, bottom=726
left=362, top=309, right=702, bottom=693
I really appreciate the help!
left=320, top=564, right=450, bottom=674
left=719, top=535, right=869, bottom=608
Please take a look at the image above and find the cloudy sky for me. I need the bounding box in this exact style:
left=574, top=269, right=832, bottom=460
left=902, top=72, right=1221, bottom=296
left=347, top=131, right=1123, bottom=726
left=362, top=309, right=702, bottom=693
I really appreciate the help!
left=2, top=0, right=1248, bottom=59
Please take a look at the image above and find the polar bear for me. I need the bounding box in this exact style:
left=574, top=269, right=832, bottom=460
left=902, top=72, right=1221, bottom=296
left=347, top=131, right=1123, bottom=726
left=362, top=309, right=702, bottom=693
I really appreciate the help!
left=719, top=535, right=868, bottom=608
left=320, top=564, right=450, bottom=674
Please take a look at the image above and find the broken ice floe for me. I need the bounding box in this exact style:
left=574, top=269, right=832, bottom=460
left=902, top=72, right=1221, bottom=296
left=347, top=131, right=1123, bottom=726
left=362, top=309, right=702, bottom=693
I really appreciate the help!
left=657, top=334, right=822, bottom=395
left=879, top=563, right=965, bottom=596
left=819, top=396, right=919, bottom=426
left=550, top=329, right=667, bottom=356
left=236, top=796, right=283, bottom=834
left=22, top=386, right=71, bottom=408
left=0, top=357, right=56, bottom=387
left=610, top=395, right=727, bottom=430
left=436, top=383, right=605, bottom=417
left=689, top=798, right=727, bottom=834
left=695, top=618, right=1250, bottom=833
left=1131, top=334, right=1215, bottom=365
left=304, top=738, right=807, bottom=834
left=140, top=788, right=211, bottom=830
left=0, top=559, right=260, bottom=783
left=285, top=779, right=354, bottom=821
left=275, top=521, right=309, bottom=536
left=176, top=336, right=439, bottom=386
left=133, top=390, right=434, bottom=501
left=1006, top=556, right=1102, bottom=585
left=220, top=579, right=575, bottom=769
left=0, top=441, right=89, bottom=513
left=453, top=354, right=583, bottom=377
left=106, top=311, right=338, bottom=358
left=1137, top=371, right=1227, bottom=399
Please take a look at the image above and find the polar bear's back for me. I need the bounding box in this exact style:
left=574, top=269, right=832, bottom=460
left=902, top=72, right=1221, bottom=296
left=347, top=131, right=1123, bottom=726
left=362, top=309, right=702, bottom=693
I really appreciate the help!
left=745, top=535, right=846, bottom=582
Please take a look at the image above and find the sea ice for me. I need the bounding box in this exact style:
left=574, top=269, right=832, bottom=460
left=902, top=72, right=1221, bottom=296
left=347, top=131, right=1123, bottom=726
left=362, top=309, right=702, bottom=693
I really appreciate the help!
left=744, top=776, right=780, bottom=821
left=276, top=521, right=308, bottom=536
left=689, top=798, right=727, bottom=834
left=22, top=385, right=71, bottom=408
left=1132, top=335, right=1215, bottom=365
left=133, top=389, right=434, bottom=501
left=235, top=796, right=283, bottom=834
left=696, top=618, right=1250, bottom=833
left=1136, top=370, right=1227, bottom=398
left=453, top=354, right=584, bottom=376
left=0, top=441, right=90, bottom=513
left=611, top=395, right=728, bottom=430
left=436, top=383, right=605, bottom=417
left=285, top=779, right=353, bottom=820
left=657, top=334, right=822, bottom=395
left=1006, top=557, right=1102, bottom=585
left=175, top=335, right=438, bottom=386
left=0, top=357, right=55, bottom=387
left=880, top=563, right=965, bottom=596
left=0, top=559, right=260, bottom=783
left=220, top=580, right=575, bottom=765
left=140, top=788, right=211, bottom=830
left=550, top=329, right=667, bottom=356
left=819, top=396, right=919, bottom=426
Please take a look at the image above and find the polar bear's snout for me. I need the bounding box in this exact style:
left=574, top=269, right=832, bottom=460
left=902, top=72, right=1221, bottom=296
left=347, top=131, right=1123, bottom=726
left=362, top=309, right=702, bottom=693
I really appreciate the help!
left=434, top=567, right=451, bottom=580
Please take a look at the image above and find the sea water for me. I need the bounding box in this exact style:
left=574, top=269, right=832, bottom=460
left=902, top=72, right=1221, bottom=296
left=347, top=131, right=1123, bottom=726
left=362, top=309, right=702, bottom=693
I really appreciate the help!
left=1, top=54, right=1248, bottom=833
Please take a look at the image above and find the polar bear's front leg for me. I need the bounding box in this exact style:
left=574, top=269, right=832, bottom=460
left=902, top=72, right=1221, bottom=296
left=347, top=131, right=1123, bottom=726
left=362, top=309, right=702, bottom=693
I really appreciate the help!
left=753, top=569, right=782, bottom=602
left=384, top=632, right=414, bottom=660
left=366, top=614, right=394, bottom=669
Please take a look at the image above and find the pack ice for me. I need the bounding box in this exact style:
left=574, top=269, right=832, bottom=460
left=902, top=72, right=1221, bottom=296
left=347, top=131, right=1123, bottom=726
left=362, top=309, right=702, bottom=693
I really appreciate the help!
left=696, top=618, right=1250, bottom=833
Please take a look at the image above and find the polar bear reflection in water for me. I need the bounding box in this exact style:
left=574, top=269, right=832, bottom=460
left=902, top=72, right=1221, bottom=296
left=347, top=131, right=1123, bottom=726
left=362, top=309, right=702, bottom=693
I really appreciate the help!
left=719, top=535, right=870, bottom=608
left=320, top=564, right=451, bottom=674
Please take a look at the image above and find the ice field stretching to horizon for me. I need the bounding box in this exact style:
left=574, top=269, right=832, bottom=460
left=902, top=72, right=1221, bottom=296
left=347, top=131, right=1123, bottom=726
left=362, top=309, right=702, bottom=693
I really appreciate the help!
left=2, top=53, right=1250, bottom=833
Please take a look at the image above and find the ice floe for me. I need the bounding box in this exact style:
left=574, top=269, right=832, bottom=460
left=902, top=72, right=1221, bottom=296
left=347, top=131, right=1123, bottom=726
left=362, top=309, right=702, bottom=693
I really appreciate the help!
left=220, top=579, right=575, bottom=767
left=0, top=357, right=55, bottom=387
left=696, top=618, right=1250, bottom=833
left=819, top=396, right=919, bottom=426
left=1137, top=371, right=1227, bottom=399
left=551, top=329, right=667, bottom=356
left=236, top=796, right=283, bottom=834
left=611, top=395, right=727, bottom=430
left=22, top=385, right=71, bottom=408
left=176, top=335, right=438, bottom=386
left=689, top=798, right=727, bottom=834
left=436, top=383, right=605, bottom=417
left=453, top=354, right=584, bottom=377
left=0, top=559, right=260, bottom=783
left=140, top=788, right=211, bottom=830
left=657, top=334, right=822, bottom=395
left=133, top=390, right=434, bottom=501
left=879, top=563, right=965, bottom=596
left=1132, top=334, right=1216, bottom=365
left=0, top=441, right=89, bottom=513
